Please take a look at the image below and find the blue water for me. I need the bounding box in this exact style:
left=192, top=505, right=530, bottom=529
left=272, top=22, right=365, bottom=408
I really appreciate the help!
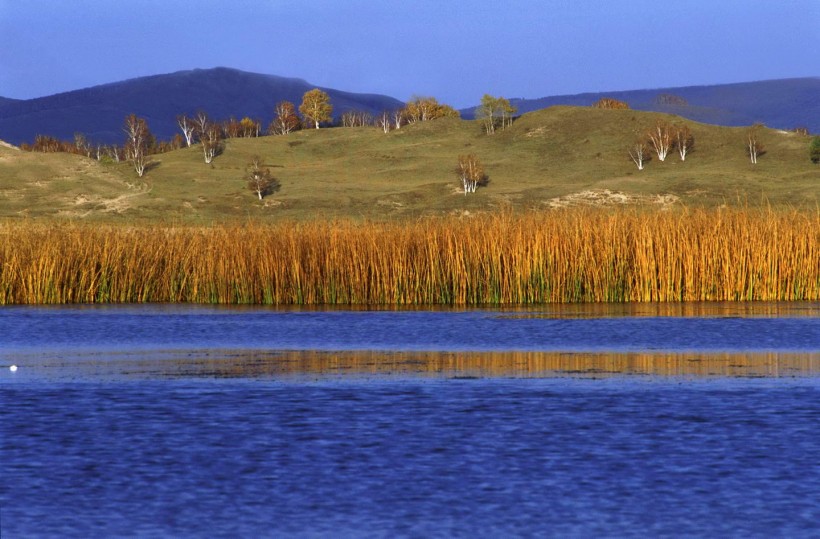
left=2, top=304, right=819, bottom=537
left=1, top=303, right=818, bottom=354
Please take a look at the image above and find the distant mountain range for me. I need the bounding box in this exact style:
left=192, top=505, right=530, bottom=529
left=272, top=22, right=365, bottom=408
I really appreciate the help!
left=0, top=68, right=404, bottom=145
left=462, top=78, right=820, bottom=133
left=0, top=68, right=817, bottom=146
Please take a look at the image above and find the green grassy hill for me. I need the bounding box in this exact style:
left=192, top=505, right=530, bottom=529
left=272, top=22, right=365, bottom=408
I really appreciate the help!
left=1, top=106, right=817, bottom=222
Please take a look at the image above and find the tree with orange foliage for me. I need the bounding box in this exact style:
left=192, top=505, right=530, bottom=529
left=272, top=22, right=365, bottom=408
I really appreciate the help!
left=269, top=101, right=300, bottom=135
left=404, top=96, right=460, bottom=123
left=592, top=98, right=630, bottom=110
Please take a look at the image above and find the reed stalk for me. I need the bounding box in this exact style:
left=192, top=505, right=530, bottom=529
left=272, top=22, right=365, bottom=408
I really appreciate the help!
left=1, top=208, right=817, bottom=305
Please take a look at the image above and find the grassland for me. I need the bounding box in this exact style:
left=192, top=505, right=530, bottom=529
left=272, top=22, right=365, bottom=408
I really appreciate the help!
left=0, top=106, right=817, bottom=222
left=1, top=208, right=816, bottom=305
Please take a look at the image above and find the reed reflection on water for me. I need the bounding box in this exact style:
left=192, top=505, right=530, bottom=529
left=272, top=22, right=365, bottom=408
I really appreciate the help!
left=5, top=349, right=817, bottom=382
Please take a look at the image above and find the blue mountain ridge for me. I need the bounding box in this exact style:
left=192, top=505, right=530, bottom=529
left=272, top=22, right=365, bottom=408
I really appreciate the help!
left=460, top=78, right=820, bottom=133
left=1, top=68, right=817, bottom=145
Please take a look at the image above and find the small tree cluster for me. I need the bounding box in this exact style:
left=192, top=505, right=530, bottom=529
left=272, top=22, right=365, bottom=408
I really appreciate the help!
left=222, top=117, right=262, bottom=138
left=403, top=96, right=460, bottom=124
left=456, top=154, right=487, bottom=195
left=628, top=121, right=694, bottom=170
left=340, top=110, right=373, bottom=127
left=593, top=98, right=630, bottom=110
left=246, top=155, right=279, bottom=200
left=475, top=94, right=517, bottom=134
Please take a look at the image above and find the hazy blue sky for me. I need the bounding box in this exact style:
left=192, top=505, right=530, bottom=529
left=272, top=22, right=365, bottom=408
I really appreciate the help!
left=1, top=0, right=818, bottom=106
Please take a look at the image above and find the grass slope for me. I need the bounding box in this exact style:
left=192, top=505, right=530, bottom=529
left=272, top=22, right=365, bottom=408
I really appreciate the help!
left=0, top=107, right=817, bottom=222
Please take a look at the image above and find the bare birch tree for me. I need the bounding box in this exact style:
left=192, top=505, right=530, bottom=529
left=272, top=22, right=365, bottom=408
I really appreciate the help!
left=193, top=111, right=209, bottom=136
left=675, top=124, right=694, bottom=161
left=628, top=139, right=650, bottom=170
left=176, top=115, right=195, bottom=146
left=376, top=111, right=391, bottom=133
left=123, top=114, right=151, bottom=177
left=747, top=124, right=765, bottom=164
left=646, top=120, right=674, bottom=161
left=392, top=109, right=404, bottom=130
left=340, top=110, right=372, bottom=127
left=200, top=122, right=222, bottom=164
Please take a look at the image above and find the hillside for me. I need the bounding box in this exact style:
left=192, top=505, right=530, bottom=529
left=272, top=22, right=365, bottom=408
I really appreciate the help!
left=0, top=106, right=816, bottom=222
left=462, top=78, right=820, bottom=133
left=0, top=67, right=404, bottom=145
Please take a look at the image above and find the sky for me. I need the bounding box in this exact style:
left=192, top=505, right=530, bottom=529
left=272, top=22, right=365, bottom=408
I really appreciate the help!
left=1, top=0, right=818, bottom=107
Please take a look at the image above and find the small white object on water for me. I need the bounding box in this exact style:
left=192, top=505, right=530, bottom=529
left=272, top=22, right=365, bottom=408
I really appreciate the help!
left=9, top=365, right=17, bottom=372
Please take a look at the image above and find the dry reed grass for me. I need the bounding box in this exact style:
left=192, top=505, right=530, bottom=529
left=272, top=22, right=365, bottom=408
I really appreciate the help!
left=1, top=207, right=817, bottom=305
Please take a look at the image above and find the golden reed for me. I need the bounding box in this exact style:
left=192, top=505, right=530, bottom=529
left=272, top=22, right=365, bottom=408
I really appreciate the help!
left=1, top=208, right=817, bottom=305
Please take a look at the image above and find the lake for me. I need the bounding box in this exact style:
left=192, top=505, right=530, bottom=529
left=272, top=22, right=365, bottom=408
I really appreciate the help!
left=1, top=303, right=819, bottom=537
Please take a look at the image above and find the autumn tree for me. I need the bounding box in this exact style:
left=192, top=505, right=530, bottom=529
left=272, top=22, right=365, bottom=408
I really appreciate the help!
left=675, top=124, right=694, bottom=161
left=746, top=124, right=765, bottom=164
left=299, top=88, right=333, bottom=129
left=240, top=117, right=260, bottom=137
left=593, top=98, right=630, bottom=109
left=810, top=136, right=820, bottom=164
left=404, top=96, right=460, bottom=123
left=475, top=94, right=517, bottom=134
left=498, top=97, right=516, bottom=129
left=628, top=139, right=650, bottom=170
left=476, top=94, right=499, bottom=134
left=269, top=101, right=300, bottom=135
left=222, top=117, right=242, bottom=139
left=176, top=115, right=196, bottom=146
left=646, top=120, right=674, bottom=161
left=30, top=135, right=61, bottom=152
left=456, top=154, right=487, bottom=195
left=246, top=155, right=279, bottom=200
left=123, top=114, right=151, bottom=177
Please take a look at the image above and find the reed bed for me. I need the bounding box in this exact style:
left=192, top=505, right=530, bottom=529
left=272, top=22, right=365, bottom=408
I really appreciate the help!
left=0, top=208, right=817, bottom=305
